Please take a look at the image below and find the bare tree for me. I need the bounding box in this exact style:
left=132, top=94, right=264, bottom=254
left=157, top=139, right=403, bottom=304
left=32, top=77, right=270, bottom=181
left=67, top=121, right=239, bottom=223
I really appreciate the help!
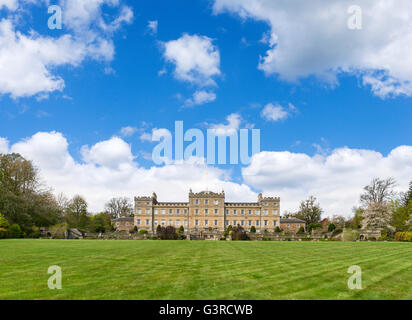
left=360, top=178, right=397, bottom=207
left=105, top=197, right=133, bottom=219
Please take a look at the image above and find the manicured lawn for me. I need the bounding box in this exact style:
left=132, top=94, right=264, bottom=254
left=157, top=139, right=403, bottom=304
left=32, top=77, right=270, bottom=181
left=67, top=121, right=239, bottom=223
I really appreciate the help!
left=0, top=239, right=411, bottom=300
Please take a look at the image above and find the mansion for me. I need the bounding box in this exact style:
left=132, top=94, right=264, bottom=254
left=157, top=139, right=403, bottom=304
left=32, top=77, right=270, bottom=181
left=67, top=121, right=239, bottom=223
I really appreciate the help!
left=113, top=190, right=306, bottom=234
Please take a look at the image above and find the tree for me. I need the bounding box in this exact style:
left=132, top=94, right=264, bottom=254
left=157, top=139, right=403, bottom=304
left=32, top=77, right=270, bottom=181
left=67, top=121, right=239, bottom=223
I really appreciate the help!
left=9, top=224, right=22, bottom=238
left=91, top=212, right=112, bottom=233
left=328, top=223, right=337, bottom=232
left=250, top=226, right=256, bottom=233
left=352, top=207, right=364, bottom=229
left=296, top=196, right=323, bottom=225
left=402, top=180, right=412, bottom=207
left=360, top=178, right=396, bottom=207
left=391, top=200, right=412, bottom=232
left=362, top=202, right=392, bottom=230
left=0, top=213, right=10, bottom=238
left=297, top=226, right=305, bottom=234
left=65, top=195, right=90, bottom=231
left=104, top=197, right=133, bottom=219
left=331, top=215, right=345, bottom=228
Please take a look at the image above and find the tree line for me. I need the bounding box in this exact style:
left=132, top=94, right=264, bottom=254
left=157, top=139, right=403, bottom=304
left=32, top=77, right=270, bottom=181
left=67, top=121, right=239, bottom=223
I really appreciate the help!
left=0, top=153, right=134, bottom=238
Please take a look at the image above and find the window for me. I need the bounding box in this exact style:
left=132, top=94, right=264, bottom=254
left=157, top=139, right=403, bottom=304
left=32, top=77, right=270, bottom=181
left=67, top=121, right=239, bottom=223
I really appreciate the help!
left=146, top=209, right=150, bottom=214
left=287, top=224, right=290, bottom=228
left=214, top=200, right=219, bottom=205
left=176, top=209, right=180, bottom=214
left=161, top=209, right=166, bottom=215
left=137, top=209, right=142, bottom=214
left=195, top=209, right=199, bottom=215
left=225, top=221, right=229, bottom=226
left=248, top=210, right=252, bottom=215
left=154, top=220, right=158, bottom=225
left=256, top=220, right=260, bottom=226
left=241, top=209, right=244, bottom=215
left=195, top=199, right=199, bottom=205
left=234, top=220, right=237, bottom=226
left=137, top=219, right=141, bottom=225
left=214, top=220, right=218, bottom=226
left=241, top=220, right=245, bottom=226
left=146, top=202, right=150, bottom=205
left=161, top=220, right=165, bottom=226
left=195, top=220, right=199, bottom=226
left=274, top=221, right=277, bottom=226
left=205, top=209, right=208, bottom=214
left=116, top=223, right=120, bottom=227
left=184, top=220, right=188, bottom=226
left=248, top=220, right=252, bottom=226
left=184, top=209, right=187, bottom=214
left=205, top=199, right=209, bottom=205
left=169, top=220, right=172, bottom=226
left=273, top=210, right=278, bottom=215
left=297, top=224, right=300, bottom=228
left=146, top=219, right=150, bottom=225
left=154, top=209, right=158, bottom=215
left=176, top=220, right=180, bottom=226
left=264, top=220, right=268, bottom=226
left=214, top=209, right=218, bottom=214
left=169, top=209, right=173, bottom=214
left=205, top=220, right=209, bottom=226
left=234, top=210, right=237, bottom=215
left=264, top=210, right=268, bottom=215
left=256, top=210, right=260, bottom=215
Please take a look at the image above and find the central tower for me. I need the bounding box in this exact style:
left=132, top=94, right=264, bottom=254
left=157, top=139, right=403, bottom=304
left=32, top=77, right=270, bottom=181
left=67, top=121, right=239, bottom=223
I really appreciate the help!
left=188, top=189, right=225, bottom=232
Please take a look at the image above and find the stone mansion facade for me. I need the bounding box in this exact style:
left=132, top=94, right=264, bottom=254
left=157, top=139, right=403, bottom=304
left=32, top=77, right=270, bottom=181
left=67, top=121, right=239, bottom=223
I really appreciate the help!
left=113, top=190, right=306, bottom=234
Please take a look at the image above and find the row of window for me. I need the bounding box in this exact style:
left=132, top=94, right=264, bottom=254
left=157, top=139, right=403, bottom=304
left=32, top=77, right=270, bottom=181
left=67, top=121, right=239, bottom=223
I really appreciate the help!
left=193, top=199, right=220, bottom=205
left=131, top=219, right=279, bottom=227
left=136, top=209, right=279, bottom=215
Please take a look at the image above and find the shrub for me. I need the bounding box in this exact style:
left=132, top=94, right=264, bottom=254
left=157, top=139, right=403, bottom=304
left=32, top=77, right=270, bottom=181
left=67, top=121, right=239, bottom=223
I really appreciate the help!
left=369, top=237, right=377, bottom=241
left=139, top=229, right=148, bottom=235
left=250, top=226, right=256, bottom=233
left=0, top=213, right=10, bottom=239
left=274, top=226, right=282, bottom=233
left=49, top=223, right=69, bottom=239
left=328, top=223, right=337, bottom=232
left=231, top=226, right=249, bottom=241
left=308, top=223, right=322, bottom=233
left=297, top=226, right=305, bottom=234
left=395, top=232, right=412, bottom=242
left=332, top=228, right=343, bottom=237
left=157, top=226, right=178, bottom=240
left=9, top=224, right=22, bottom=238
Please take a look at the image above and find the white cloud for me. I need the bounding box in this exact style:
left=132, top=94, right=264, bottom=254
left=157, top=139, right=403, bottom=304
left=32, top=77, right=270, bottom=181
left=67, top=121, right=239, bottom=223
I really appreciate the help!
left=208, top=113, right=242, bottom=136
left=243, top=146, right=412, bottom=217
left=261, top=102, right=297, bottom=122
left=163, top=33, right=221, bottom=87
left=0, top=137, right=9, bottom=154
left=6, top=131, right=256, bottom=212
left=213, top=0, right=412, bottom=98
left=184, top=90, right=216, bottom=107
left=120, top=126, right=138, bottom=137
left=147, top=20, right=158, bottom=34
left=80, top=137, right=135, bottom=169
left=0, top=1, right=132, bottom=98
left=0, top=0, right=18, bottom=10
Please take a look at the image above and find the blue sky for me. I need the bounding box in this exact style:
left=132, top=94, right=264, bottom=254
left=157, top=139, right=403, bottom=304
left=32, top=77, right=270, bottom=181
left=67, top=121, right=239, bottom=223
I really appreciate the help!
left=1, top=0, right=412, bottom=215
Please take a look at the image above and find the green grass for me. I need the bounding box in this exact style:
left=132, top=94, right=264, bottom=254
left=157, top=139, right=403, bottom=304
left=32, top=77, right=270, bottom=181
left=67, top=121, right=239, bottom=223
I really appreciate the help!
left=0, top=239, right=411, bottom=300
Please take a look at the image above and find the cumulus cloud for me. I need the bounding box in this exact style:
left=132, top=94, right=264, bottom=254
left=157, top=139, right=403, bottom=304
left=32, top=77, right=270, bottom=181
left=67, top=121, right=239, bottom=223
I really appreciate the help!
left=6, top=131, right=256, bottom=212
left=243, top=147, right=412, bottom=217
left=0, top=0, right=132, bottom=98
left=207, top=113, right=246, bottom=136
left=184, top=90, right=216, bottom=107
left=261, top=103, right=296, bottom=122
left=163, top=33, right=221, bottom=87
left=213, top=0, right=412, bottom=98
left=0, top=0, right=18, bottom=10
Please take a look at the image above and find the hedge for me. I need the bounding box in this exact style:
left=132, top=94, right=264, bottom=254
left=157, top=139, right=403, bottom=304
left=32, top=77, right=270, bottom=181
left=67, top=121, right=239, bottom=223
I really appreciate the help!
left=395, top=232, right=412, bottom=242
